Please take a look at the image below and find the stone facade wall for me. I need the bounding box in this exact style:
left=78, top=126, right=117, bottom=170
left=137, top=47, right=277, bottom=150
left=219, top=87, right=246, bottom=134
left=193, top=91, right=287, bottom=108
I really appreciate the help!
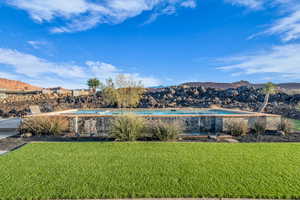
left=68, top=115, right=282, bottom=136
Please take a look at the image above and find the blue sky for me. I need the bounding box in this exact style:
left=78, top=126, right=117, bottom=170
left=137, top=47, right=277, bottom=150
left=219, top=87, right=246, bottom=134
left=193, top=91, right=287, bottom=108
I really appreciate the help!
left=0, top=0, right=300, bottom=89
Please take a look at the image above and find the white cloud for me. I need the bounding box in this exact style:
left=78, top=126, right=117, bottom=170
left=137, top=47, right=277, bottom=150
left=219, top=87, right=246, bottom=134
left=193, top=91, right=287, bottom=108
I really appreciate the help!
left=6, top=0, right=93, bottom=22
left=218, top=44, right=300, bottom=80
left=0, top=48, right=86, bottom=78
left=27, top=40, right=48, bottom=49
left=6, top=0, right=197, bottom=33
left=0, top=48, right=161, bottom=88
left=5, top=0, right=300, bottom=41
left=86, top=61, right=161, bottom=87
left=86, top=61, right=120, bottom=79
left=51, top=14, right=102, bottom=33
left=265, top=9, right=300, bottom=42
left=27, top=76, right=87, bottom=89
left=124, top=73, right=161, bottom=87
left=228, top=0, right=300, bottom=41
left=0, top=71, right=19, bottom=80
left=144, top=5, right=177, bottom=25
left=181, top=0, right=197, bottom=8
left=224, top=0, right=263, bottom=9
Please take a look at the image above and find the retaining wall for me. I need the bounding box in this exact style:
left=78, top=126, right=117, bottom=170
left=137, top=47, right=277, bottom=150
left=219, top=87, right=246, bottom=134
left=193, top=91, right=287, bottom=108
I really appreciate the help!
left=68, top=115, right=281, bottom=136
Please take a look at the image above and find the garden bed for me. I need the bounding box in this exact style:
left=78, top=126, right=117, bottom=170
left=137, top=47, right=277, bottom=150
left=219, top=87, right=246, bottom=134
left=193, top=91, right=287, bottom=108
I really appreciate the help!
left=3, top=132, right=300, bottom=146
left=0, top=142, right=300, bottom=199
left=236, top=132, right=300, bottom=142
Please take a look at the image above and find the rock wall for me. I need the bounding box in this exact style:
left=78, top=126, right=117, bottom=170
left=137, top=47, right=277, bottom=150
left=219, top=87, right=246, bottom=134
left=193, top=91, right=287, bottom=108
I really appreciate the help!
left=69, top=114, right=281, bottom=136
left=1, top=86, right=300, bottom=119
left=140, top=86, right=300, bottom=119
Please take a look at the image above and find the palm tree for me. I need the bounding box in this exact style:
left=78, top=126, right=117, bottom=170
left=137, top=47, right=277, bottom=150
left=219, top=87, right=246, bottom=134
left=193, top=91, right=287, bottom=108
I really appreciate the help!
left=258, top=82, right=278, bottom=113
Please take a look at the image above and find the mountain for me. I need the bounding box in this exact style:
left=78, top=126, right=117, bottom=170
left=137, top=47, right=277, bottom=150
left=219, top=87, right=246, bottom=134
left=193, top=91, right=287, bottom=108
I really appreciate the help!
left=149, top=85, right=169, bottom=89
left=1, top=78, right=300, bottom=92
left=181, top=81, right=300, bottom=90
left=0, top=78, right=41, bottom=91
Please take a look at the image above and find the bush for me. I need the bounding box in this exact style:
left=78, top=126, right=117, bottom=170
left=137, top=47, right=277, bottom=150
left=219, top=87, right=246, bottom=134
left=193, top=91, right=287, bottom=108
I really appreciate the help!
left=19, top=116, right=69, bottom=136
left=146, top=120, right=184, bottom=141
left=225, top=119, right=248, bottom=136
left=253, top=121, right=266, bottom=135
left=110, top=114, right=146, bottom=141
left=278, top=118, right=294, bottom=134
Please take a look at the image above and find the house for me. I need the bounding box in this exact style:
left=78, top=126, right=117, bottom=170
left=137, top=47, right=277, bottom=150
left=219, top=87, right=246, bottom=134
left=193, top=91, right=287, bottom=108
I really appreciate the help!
left=44, top=87, right=71, bottom=95
left=0, top=89, right=7, bottom=99
left=72, top=89, right=90, bottom=97
left=42, top=89, right=52, bottom=95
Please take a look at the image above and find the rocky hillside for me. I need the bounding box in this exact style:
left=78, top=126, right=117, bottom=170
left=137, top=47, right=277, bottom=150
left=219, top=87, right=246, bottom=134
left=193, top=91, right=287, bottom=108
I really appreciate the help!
left=181, top=81, right=300, bottom=90
left=140, top=86, right=300, bottom=118
left=0, top=78, right=41, bottom=91
left=1, top=85, right=300, bottom=119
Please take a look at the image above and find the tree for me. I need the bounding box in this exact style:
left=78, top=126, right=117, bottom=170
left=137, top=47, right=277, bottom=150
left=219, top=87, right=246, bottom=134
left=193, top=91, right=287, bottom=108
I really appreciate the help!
left=102, top=78, right=118, bottom=107
left=258, top=82, right=278, bottom=113
left=87, top=78, right=102, bottom=93
left=115, top=74, right=145, bottom=108
left=102, top=74, right=145, bottom=108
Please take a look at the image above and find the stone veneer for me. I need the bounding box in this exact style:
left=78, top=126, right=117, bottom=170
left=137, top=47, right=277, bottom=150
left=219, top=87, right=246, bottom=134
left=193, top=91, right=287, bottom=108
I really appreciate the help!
left=68, top=114, right=282, bottom=136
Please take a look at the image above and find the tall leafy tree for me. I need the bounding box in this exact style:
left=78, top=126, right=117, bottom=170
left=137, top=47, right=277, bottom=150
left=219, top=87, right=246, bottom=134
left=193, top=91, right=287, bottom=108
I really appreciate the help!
left=87, top=78, right=102, bottom=93
left=258, top=82, right=278, bottom=113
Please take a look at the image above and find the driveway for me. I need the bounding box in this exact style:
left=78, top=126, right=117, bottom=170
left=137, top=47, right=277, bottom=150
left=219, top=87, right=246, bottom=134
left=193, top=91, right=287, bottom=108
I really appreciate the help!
left=0, top=118, right=21, bottom=140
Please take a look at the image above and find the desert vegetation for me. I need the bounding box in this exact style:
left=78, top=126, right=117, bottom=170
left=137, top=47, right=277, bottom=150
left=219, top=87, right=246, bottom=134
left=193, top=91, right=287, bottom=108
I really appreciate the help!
left=100, top=74, right=144, bottom=108
left=19, top=116, right=69, bottom=136
left=252, top=121, right=267, bottom=135
left=278, top=118, right=294, bottom=134
left=145, top=120, right=184, bottom=141
left=225, top=119, right=248, bottom=136
left=87, top=75, right=144, bottom=108
left=110, top=114, right=146, bottom=141
left=110, top=114, right=183, bottom=141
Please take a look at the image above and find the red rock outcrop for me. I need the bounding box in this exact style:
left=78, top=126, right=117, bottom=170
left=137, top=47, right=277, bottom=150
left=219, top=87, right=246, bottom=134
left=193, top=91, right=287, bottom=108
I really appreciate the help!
left=0, top=78, right=41, bottom=91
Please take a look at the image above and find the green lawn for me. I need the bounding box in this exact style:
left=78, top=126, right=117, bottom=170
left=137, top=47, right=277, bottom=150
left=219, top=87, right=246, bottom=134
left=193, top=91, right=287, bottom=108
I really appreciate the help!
left=293, top=119, right=300, bottom=131
left=1, top=143, right=300, bottom=199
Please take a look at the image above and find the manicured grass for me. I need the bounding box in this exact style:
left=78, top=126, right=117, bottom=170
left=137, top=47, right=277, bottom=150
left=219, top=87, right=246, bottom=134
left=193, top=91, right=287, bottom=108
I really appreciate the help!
left=1, top=143, right=300, bottom=199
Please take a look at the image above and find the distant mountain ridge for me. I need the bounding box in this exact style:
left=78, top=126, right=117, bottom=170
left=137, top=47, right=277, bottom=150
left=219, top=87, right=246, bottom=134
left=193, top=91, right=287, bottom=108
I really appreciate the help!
left=1, top=78, right=300, bottom=91
left=181, top=81, right=300, bottom=90
left=0, top=78, right=41, bottom=91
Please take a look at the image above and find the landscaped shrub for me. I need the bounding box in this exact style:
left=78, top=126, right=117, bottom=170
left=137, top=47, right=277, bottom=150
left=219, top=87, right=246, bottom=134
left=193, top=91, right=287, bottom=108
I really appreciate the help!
left=19, top=116, right=69, bottom=136
left=225, top=119, right=248, bottom=136
left=278, top=118, right=294, bottom=134
left=253, top=120, right=266, bottom=135
left=110, top=114, right=146, bottom=141
left=146, top=120, right=184, bottom=141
